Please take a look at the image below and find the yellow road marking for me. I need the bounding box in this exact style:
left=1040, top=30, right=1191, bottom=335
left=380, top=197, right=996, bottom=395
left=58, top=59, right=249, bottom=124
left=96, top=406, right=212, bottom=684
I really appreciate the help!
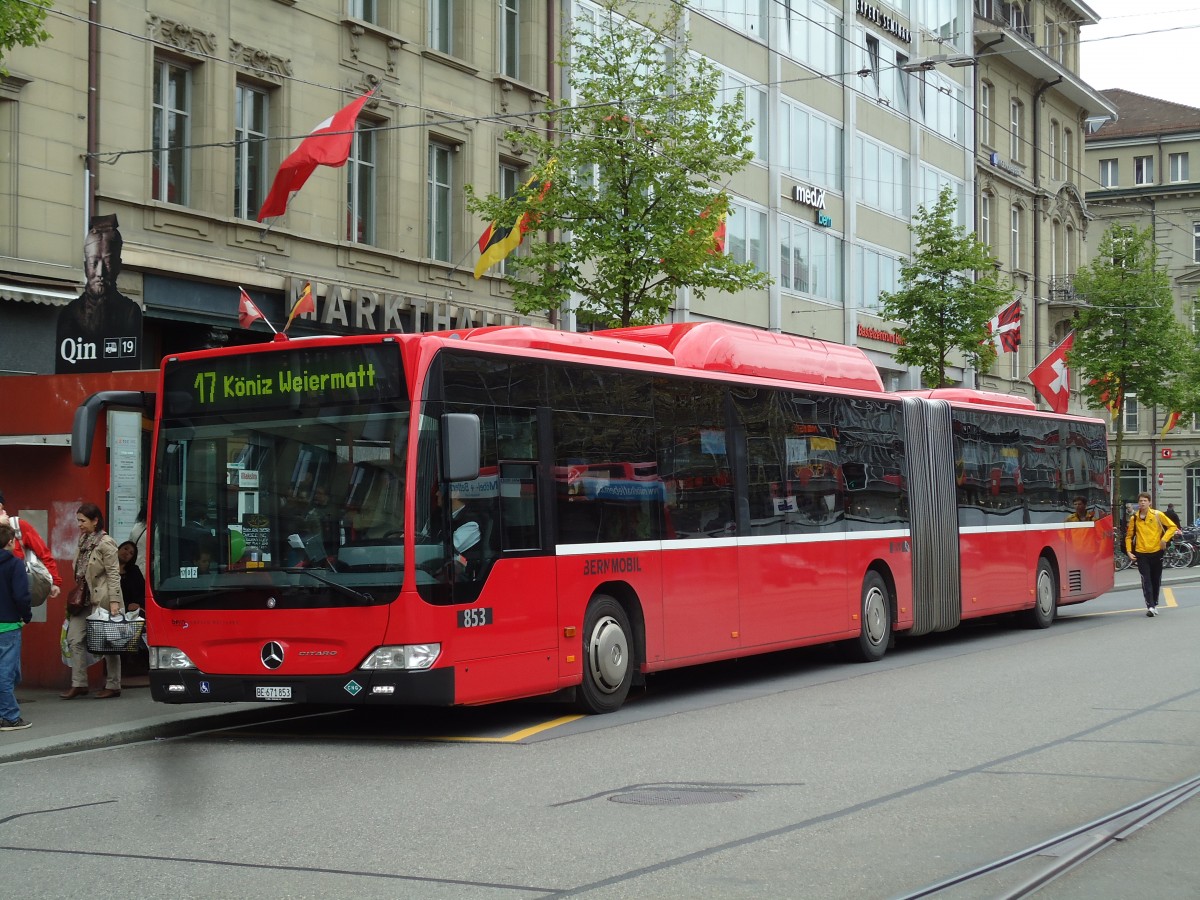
left=1085, top=585, right=1180, bottom=616
left=424, top=714, right=585, bottom=743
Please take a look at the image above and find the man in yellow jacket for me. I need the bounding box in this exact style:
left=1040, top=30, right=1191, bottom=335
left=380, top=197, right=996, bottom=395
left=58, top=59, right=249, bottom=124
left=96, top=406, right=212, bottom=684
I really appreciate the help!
left=1126, top=491, right=1178, bottom=617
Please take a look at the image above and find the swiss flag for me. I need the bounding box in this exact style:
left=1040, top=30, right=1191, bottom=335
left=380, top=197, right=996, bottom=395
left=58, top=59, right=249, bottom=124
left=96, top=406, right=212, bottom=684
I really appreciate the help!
left=1029, top=331, right=1074, bottom=414
left=238, top=287, right=265, bottom=329
left=257, top=89, right=376, bottom=221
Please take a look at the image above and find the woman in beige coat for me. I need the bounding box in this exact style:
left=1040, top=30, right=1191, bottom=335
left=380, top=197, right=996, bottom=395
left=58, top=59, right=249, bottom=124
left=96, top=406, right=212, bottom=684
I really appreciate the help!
left=61, top=502, right=124, bottom=699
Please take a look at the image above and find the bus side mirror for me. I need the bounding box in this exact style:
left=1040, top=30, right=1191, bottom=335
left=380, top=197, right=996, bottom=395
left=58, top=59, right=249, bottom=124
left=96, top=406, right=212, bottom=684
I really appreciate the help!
left=442, top=413, right=481, bottom=482
left=72, top=391, right=156, bottom=467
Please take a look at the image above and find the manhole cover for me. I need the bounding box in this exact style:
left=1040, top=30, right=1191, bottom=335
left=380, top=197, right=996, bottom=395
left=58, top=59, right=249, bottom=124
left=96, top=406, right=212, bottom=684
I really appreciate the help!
left=609, top=789, right=745, bottom=806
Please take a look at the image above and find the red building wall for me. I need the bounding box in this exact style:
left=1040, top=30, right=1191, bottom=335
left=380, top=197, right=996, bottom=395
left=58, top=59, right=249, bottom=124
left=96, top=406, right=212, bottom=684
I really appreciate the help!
left=1, top=371, right=156, bottom=687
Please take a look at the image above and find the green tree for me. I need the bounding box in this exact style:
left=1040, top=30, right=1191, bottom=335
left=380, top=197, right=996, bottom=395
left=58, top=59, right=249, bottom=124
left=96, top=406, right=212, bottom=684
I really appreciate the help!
left=466, top=0, right=768, bottom=327
left=879, top=185, right=1013, bottom=388
left=1069, top=223, right=1192, bottom=509
left=0, top=0, right=51, bottom=75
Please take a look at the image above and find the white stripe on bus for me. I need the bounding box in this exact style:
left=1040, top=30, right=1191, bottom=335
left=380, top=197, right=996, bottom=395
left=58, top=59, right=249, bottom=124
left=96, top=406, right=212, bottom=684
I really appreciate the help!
left=554, top=520, right=1098, bottom=556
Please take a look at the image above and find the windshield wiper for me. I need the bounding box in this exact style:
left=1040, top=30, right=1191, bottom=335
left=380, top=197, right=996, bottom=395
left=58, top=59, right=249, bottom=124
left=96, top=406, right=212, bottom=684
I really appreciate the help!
left=282, top=567, right=374, bottom=603
left=163, top=587, right=246, bottom=608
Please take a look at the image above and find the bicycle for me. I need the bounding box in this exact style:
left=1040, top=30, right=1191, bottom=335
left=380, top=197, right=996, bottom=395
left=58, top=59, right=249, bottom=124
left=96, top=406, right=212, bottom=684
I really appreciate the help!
left=1164, top=536, right=1194, bottom=569
left=1114, top=544, right=1132, bottom=571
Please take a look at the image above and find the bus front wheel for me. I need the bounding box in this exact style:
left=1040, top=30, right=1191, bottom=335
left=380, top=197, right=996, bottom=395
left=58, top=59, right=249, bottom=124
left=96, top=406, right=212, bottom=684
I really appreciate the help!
left=849, top=571, right=891, bottom=663
left=1023, top=558, right=1057, bottom=629
left=577, top=595, right=634, bottom=714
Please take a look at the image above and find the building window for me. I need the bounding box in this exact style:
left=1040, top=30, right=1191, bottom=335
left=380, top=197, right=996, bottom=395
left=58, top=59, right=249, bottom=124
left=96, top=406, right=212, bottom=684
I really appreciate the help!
left=716, top=68, right=767, bottom=162
left=1171, top=152, right=1189, bottom=183
left=779, top=215, right=842, bottom=305
left=1193, top=223, right=1200, bottom=263
left=979, top=80, right=993, bottom=145
left=1117, top=463, right=1147, bottom=508
left=920, top=166, right=964, bottom=226
left=234, top=84, right=269, bottom=221
left=1049, top=120, right=1060, bottom=179
left=428, top=141, right=454, bottom=261
left=1099, top=158, right=1117, bottom=187
left=1009, top=99, right=1022, bottom=162
left=346, top=120, right=376, bottom=245
left=781, top=99, right=843, bottom=189
left=857, top=135, right=907, bottom=218
left=726, top=197, right=767, bottom=272
left=152, top=59, right=191, bottom=205
left=1065, top=224, right=1073, bottom=274
left=500, top=0, right=520, bottom=78
left=1011, top=205, right=1022, bottom=271
left=779, top=0, right=841, bottom=76
left=1134, top=155, right=1154, bottom=185
left=979, top=191, right=991, bottom=249
left=864, top=35, right=881, bottom=95
left=348, top=0, right=377, bottom=23
left=853, top=244, right=902, bottom=313
left=430, top=0, right=453, bottom=54
left=1050, top=220, right=1059, bottom=279
left=1123, top=394, right=1139, bottom=433
left=1063, top=128, right=1073, bottom=181
left=696, top=0, right=768, bottom=39
left=498, top=162, right=521, bottom=273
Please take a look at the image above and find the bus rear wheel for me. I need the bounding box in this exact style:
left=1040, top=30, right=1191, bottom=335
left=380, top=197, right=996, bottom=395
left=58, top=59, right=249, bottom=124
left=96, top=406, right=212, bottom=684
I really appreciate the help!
left=1023, top=558, right=1057, bottom=629
left=849, top=571, right=891, bottom=663
left=577, top=595, right=634, bottom=714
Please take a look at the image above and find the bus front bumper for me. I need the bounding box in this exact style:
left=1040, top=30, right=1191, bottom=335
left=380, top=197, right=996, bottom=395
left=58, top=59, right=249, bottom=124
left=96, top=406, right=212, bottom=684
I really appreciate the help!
left=149, top=668, right=455, bottom=705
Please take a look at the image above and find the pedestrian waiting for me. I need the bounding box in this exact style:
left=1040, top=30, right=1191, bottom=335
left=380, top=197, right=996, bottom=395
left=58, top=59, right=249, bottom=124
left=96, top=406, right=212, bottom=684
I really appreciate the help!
left=0, top=523, right=34, bottom=731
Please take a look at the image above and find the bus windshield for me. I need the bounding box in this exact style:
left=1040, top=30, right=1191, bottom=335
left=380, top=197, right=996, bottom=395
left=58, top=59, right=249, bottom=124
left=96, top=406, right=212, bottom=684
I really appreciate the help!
left=152, top=342, right=409, bottom=609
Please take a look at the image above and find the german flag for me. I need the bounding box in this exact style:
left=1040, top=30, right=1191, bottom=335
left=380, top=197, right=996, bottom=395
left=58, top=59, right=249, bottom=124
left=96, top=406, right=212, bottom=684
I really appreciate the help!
left=1091, top=373, right=1122, bottom=420
left=474, top=172, right=550, bottom=279
left=284, top=281, right=315, bottom=332
left=1161, top=410, right=1183, bottom=438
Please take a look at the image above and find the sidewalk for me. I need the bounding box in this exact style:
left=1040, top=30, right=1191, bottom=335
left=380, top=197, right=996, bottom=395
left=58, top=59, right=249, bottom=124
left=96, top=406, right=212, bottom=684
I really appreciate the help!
left=1, top=681, right=280, bottom=764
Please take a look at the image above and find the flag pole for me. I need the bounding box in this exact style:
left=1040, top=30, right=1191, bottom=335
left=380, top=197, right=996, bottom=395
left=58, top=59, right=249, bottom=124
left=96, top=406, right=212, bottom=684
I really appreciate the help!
left=239, top=285, right=278, bottom=334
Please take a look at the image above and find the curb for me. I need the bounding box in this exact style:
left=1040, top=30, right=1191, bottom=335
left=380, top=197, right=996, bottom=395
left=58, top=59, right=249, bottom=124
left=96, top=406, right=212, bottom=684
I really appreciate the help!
left=0, top=704, right=297, bottom=765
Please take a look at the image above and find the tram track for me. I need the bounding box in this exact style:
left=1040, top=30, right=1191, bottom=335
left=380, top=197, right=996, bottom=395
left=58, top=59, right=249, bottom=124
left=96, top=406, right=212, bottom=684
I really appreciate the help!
left=893, top=773, right=1200, bottom=899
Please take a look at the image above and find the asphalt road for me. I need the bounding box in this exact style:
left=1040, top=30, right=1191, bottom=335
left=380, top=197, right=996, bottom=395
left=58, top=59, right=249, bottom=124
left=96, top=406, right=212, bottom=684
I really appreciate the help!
left=1, top=575, right=1197, bottom=898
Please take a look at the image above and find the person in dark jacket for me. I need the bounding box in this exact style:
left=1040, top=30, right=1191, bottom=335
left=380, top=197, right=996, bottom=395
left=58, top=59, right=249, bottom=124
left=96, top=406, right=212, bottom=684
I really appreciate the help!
left=0, top=523, right=34, bottom=731
left=117, top=541, right=146, bottom=614
left=1165, top=503, right=1182, bottom=528
left=0, top=489, right=63, bottom=603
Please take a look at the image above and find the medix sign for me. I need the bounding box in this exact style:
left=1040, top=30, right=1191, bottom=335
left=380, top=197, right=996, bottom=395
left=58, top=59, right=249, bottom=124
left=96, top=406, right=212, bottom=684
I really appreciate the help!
left=280, top=277, right=531, bottom=333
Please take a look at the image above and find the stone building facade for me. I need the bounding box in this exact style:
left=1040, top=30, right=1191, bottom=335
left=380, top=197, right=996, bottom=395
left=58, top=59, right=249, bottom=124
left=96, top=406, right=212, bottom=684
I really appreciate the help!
left=1085, top=89, right=1200, bottom=520
left=1, top=1, right=1111, bottom=404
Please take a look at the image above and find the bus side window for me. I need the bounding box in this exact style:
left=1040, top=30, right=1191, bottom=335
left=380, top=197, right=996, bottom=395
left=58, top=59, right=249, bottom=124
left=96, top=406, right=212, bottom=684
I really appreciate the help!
left=499, top=462, right=539, bottom=550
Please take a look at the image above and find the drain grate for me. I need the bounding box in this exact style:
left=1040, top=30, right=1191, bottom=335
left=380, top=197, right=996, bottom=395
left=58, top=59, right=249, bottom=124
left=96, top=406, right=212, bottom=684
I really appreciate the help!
left=609, top=788, right=746, bottom=806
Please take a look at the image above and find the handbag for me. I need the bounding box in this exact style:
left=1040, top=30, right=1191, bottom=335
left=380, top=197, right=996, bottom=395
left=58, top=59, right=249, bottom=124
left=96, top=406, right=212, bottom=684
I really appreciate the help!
left=11, top=517, right=53, bottom=607
left=24, top=546, right=53, bottom=608
left=85, top=610, right=146, bottom=654
left=66, top=583, right=92, bottom=616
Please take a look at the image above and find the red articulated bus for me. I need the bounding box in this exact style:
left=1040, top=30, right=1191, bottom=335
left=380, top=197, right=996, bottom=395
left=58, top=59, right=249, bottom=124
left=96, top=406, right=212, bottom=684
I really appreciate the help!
left=72, top=322, right=1114, bottom=713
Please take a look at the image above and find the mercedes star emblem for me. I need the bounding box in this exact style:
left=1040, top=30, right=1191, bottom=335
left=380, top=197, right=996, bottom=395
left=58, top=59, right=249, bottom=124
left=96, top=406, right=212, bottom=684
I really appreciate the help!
left=261, top=641, right=284, bottom=670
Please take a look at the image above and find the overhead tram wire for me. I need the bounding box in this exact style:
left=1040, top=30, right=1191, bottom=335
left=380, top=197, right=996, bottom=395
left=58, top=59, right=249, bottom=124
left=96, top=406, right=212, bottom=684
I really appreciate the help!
left=28, top=0, right=1200, bottom=269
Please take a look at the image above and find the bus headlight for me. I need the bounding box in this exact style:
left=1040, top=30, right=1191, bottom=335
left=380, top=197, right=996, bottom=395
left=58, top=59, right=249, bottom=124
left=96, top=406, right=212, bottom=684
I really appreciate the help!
left=359, top=644, right=441, bottom=671
left=149, top=646, right=197, bottom=670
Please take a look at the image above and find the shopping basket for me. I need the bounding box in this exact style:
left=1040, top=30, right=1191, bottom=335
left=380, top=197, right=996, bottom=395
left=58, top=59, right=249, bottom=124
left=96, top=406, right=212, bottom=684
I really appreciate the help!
left=85, top=614, right=146, bottom=654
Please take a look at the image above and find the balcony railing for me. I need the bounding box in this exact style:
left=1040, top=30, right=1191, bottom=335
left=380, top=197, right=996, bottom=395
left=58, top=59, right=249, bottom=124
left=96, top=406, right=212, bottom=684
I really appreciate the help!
left=1047, top=275, right=1080, bottom=305
left=974, top=0, right=1034, bottom=44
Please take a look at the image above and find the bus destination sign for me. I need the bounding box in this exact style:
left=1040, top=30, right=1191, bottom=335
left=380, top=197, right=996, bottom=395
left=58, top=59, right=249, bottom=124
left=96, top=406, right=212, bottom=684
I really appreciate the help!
left=164, top=343, right=405, bottom=416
